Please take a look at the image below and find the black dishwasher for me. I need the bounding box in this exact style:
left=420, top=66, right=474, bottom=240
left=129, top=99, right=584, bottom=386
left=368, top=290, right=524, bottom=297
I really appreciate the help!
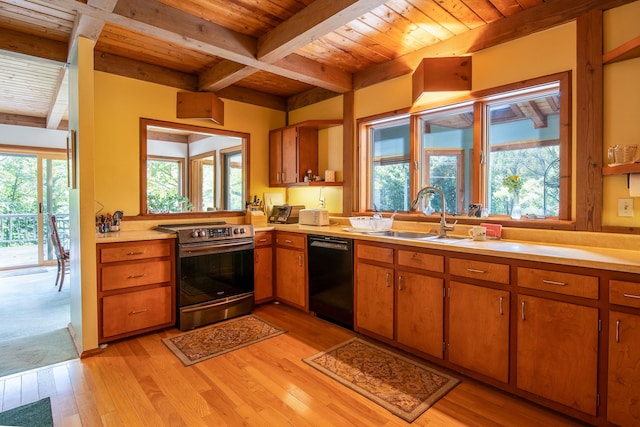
left=307, top=234, right=354, bottom=329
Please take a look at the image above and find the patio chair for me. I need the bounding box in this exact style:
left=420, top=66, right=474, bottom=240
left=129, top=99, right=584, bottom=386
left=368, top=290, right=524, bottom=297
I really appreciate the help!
left=49, top=215, right=69, bottom=291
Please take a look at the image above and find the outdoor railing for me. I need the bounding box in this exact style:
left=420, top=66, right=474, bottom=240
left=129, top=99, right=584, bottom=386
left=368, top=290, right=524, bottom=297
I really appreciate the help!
left=0, top=213, right=69, bottom=248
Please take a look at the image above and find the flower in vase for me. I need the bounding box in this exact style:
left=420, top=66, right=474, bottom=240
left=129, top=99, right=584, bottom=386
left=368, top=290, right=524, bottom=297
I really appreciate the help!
left=502, top=175, right=523, bottom=195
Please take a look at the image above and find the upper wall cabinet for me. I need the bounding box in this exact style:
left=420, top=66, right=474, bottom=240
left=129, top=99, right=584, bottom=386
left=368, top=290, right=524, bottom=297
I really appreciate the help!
left=269, top=120, right=342, bottom=187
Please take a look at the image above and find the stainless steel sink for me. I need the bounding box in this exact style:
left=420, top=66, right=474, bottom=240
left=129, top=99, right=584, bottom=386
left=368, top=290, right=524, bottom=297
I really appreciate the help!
left=345, top=228, right=469, bottom=243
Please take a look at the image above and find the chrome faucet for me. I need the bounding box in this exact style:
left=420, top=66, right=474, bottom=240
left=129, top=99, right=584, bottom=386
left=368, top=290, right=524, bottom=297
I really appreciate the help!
left=410, top=186, right=456, bottom=238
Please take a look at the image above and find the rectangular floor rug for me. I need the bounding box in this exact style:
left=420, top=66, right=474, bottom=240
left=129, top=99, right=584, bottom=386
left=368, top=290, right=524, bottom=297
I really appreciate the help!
left=303, top=338, right=460, bottom=423
left=0, top=397, right=53, bottom=427
left=162, top=314, right=286, bottom=366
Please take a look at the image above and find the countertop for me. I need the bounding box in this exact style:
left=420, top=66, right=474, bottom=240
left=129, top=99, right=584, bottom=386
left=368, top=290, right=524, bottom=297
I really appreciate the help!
left=95, top=223, right=640, bottom=274
left=95, top=229, right=176, bottom=243
left=260, top=223, right=640, bottom=275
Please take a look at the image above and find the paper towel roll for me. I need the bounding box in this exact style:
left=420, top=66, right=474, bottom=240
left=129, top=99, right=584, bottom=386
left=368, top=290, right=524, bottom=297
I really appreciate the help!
left=630, top=174, right=640, bottom=197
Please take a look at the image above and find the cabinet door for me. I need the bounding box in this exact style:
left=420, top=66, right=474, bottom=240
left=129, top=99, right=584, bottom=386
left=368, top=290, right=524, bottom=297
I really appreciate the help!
left=281, top=127, right=298, bottom=184
left=275, top=247, right=306, bottom=308
left=254, top=246, right=273, bottom=302
left=449, top=281, right=510, bottom=382
left=269, top=130, right=283, bottom=186
left=355, top=262, right=394, bottom=339
left=396, top=270, right=443, bottom=358
left=608, top=311, right=640, bottom=426
left=517, top=295, right=598, bottom=415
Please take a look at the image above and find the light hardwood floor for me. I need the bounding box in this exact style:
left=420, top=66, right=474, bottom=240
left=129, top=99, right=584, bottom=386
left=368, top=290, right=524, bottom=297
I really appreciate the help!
left=0, top=303, right=584, bottom=426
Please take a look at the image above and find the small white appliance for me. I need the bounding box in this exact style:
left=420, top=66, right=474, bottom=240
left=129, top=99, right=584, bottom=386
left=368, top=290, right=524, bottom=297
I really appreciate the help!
left=299, top=209, right=330, bottom=226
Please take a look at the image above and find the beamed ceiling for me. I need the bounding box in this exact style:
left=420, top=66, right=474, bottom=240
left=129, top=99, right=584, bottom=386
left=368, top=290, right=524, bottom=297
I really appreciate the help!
left=0, top=0, right=634, bottom=131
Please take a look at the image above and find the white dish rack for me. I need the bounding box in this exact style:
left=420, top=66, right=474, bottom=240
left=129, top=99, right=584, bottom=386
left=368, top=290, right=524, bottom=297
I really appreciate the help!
left=348, top=216, right=394, bottom=231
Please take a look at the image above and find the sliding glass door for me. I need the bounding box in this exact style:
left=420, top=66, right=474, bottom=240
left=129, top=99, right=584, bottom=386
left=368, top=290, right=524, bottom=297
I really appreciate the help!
left=0, top=150, right=68, bottom=269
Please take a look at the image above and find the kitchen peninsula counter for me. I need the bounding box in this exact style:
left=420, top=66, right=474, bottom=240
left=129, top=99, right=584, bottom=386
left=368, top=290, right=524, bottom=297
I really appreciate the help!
left=95, top=229, right=176, bottom=243
left=258, top=223, right=640, bottom=274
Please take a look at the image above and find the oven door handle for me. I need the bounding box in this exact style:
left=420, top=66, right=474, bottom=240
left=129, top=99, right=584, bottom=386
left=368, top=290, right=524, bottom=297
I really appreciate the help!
left=179, top=241, right=253, bottom=256
left=181, top=293, right=253, bottom=313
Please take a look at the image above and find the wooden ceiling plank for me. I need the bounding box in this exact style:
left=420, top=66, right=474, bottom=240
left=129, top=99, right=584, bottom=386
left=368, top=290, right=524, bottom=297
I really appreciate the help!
left=0, top=13, right=69, bottom=42
left=257, top=0, right=389, bottom=63
left=156, top=0, right=298, bottom=38
left=436, top=0, right=488, bottom=29
left=367, top=4, right=441, bottom=52
left=199, top=60, right=258, bottom=91
left=405, top=0, right=471, bottom=36
left=0, top=0, right=76, bottom=26
left=97, top=26, right=216, bottom=73
left=0, top=27, right=67, bottom=63
left=385, top=0, right=456, bottom=41
left=354, top=0, right=637, bottom=91
left=461, top=0, right=505, bottom=23
left=111, top=0, right=257, bottom=59
left=0, top=112, right=46, bottom=127
left=486, top=0, right=524, bottom=17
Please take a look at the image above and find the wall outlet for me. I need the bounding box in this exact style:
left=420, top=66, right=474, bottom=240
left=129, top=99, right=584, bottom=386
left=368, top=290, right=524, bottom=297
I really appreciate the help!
left=618, top=198, right=634, bottom=217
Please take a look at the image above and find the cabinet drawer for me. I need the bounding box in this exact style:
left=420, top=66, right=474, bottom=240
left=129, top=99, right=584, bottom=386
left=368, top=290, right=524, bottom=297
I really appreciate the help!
left=397, top=249, right=444, bottom=273
left=99, top=240, right=172, bottom=263
left=255, top=231, right=273, bottom=247
left=102, top=286, right=173, bottom=338
left=275, top=232, right=305, bottom=249
left=450, top=258, right=509, bottom=284
left=101, top=260, right=172, bottom=291
left=517, top=267, right=599, bottom=299
left=610, top=280, right=640, bottom=308
left=356, top=243, right=394, bottom=264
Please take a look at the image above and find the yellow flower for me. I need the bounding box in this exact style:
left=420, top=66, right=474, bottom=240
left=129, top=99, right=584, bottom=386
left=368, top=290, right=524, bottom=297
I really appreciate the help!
left=502, top=175, right=523, bottom=193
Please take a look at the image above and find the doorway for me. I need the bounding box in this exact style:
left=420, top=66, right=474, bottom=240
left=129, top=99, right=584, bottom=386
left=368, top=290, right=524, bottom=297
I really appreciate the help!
left=0, top=149, right=69, bottom=269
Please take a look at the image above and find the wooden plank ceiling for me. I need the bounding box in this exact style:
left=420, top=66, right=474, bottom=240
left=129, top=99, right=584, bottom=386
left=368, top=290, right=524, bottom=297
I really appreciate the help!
left=0, top=0, right=634, bottom=130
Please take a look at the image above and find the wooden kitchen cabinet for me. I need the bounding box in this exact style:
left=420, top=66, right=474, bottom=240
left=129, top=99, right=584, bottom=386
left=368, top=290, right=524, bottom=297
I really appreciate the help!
left=355, top=261, right=394, bottom=339
left=448, top=257, right=510, bottom=382
left=448, top=280, right=510, bottom=383
left=355, top=242, right=444, bottom=358
left=97, top=239, right=175, bottom=343
left=269, top=120, right=342, bottom=186
left=517, top=294, right=598, bottom=415
left=254, top=231, right=273, bottom=303
left=396, top=270, right=444, bottom=358
left=607, top=279, right=640, bottom=426
left=274, top=232, right=307, bottom=309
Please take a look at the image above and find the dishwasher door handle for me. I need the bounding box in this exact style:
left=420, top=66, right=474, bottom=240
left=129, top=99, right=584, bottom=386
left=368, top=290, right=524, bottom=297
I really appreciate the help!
left=310, top=241, right=349, bottom=251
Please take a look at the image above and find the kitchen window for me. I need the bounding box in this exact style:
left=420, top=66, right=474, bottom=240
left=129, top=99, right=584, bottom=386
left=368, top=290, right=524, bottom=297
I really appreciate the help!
left=358, top=71, right=571, bottom=221
left=146, top=156, right=188, bottom=213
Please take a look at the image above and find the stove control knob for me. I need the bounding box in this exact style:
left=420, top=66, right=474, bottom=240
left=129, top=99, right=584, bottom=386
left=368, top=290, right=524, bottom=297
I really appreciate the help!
left=192, top=230, right=200, bottom=238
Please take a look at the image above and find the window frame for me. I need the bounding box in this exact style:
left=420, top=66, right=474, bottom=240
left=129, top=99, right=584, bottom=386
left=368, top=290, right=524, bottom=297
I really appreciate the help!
left=356, top=71, right=572, bottom=223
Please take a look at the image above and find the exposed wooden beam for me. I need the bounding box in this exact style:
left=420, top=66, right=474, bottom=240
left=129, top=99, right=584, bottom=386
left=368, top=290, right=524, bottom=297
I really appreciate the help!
left=287, top=87, right=340, bottom=111
left=215, top=86, right=287, bottom=112
left=0, top=27, right=67, bottom=64
left=108, top=0, right=352, bottom=92
left=94, top=51, right=198, bottom=91
left=111, top=0, right=256, bottom=60
left=575, top=11, right=603, bottom=231
left=353, top=0, right=637, bottom=91
left=0, top=112, right=68, bottom=129
left=257, top=0, right=388, bottom=63
left=46, top=68, right=69, bottom=129
left=199, top=61, right=258, bottom=92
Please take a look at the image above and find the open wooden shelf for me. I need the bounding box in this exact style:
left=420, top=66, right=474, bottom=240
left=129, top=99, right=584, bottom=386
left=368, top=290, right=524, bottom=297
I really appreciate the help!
left=603, top=36, right=640, bottom=65
left=602, top=163, right=640, bottom=175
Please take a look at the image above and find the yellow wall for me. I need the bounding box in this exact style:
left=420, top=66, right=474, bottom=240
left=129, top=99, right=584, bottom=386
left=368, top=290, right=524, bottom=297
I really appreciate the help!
left=603, top=1, right=640, bottom=226
left=285, top=96, right=345, bottom=212
left=93, top=72, right=284, bottom=216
